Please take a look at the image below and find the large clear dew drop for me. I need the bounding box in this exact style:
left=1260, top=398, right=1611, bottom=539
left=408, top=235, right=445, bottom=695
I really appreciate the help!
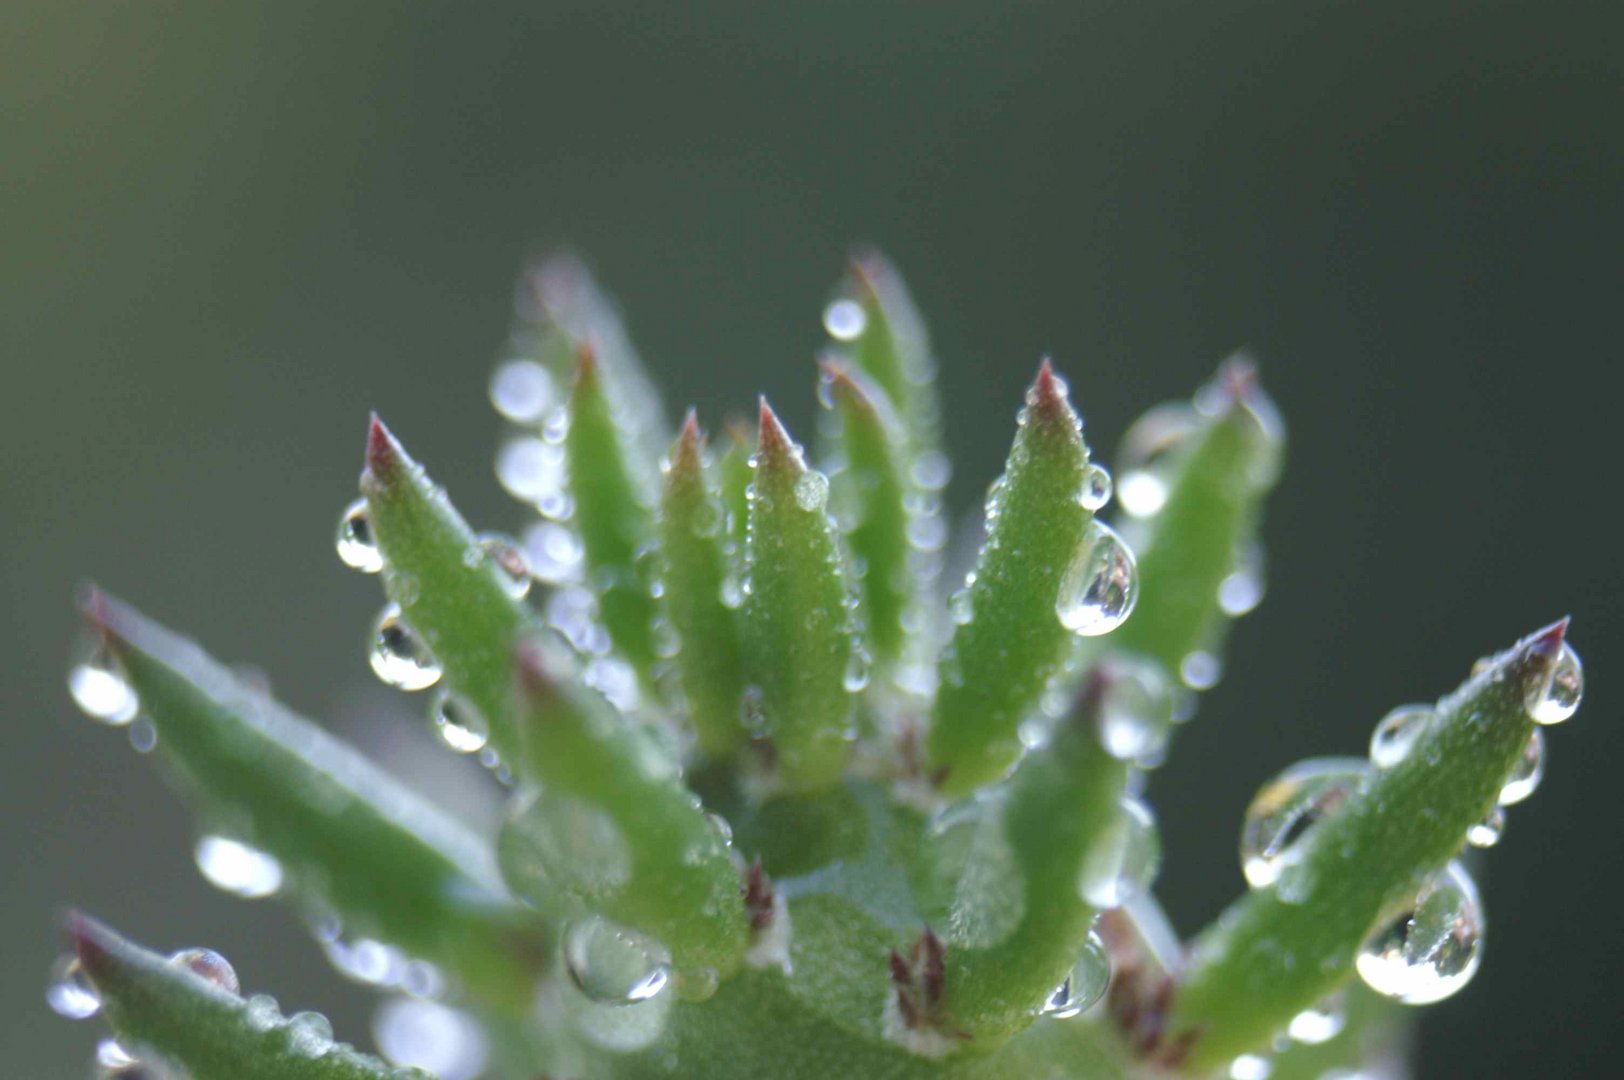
left=1241, top=758, right=1366, bottom=889
left=68, top=646, right=139, bottom=727
left=563, top=918, right=671, bottom=1005
left=336, top=498, right=384, bottom=573
left=1524, top=641, right=1583, bottom=725
left=822, top=298, right=868, bottom=342
left=369, top=604, right=443, bottom=692
left=194, top=835, right=283, bottom=899
left=431, top=690, right=490, bottom=754
left=1056, top=520, right=1139, bottom=637
left=1355, top=861, right=1483, bottom=1005
left=168, top=947, right=240, bottom=994
left=46, top=955, right=101, bottom=1019
left=1077, top=463, right=1113, bottom=512
left=1369, top=704, right=1434, bottom=769
left=1497, top=729, right=1545, bottom=806
left=1228, top=1053, right=1273, bottom=1080
left=1040, top=929, right=1111, bottom=1019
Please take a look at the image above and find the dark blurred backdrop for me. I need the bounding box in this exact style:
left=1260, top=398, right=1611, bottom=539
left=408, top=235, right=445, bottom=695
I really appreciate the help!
left=4, top=2, right=1619, bottom=1076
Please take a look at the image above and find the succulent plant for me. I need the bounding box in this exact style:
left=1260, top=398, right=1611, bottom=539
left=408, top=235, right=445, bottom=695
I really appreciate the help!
left=53, top=252, right=1585, bottom=1079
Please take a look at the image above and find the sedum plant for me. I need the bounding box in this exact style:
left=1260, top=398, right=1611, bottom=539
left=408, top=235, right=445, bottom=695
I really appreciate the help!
left=53, top=252, right=1586, bottom=1079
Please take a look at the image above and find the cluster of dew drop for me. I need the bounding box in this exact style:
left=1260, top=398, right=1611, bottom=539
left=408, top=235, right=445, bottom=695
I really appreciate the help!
left=1217, top=637, right=1585, bottom=1079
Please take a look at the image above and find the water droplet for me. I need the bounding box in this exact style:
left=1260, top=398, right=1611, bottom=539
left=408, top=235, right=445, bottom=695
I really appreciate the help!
left=495, top=435, right=568, bottom=513
left=906, top=512, right=948, bottom=552
left=1524, top=641, right=1583, bottom=725
left=1217, top=544, right=1267, bottom=617
left=842, top=649, right=871, bottom=693
left=793, top=471, right=830, bottom=512
left=476, top=532, right=532, bottom=598
left=127, top=718, right=158, bottom=753
left=168, top=948, right=240, bottom=994
left=1078, top=797, right=1160, bottom=908
left=194, top=835, right=283, bottom=899
left=1241, top=758, right=1366, bottom=889
left=1115, top=404, right=1199, bottom=518
left=1467, top=806, right=1505, bottom=848
left=245, top=993, right=282, bottom=1031
left=369, top=604, right=443, bottom=692
left=911, top=452, right=951, bottom=491
left=336, top=498, right=384, bottom=573
left=1286, top=992, right=1345, bottom=1045
left=563, top=919, right=671, bottom=1005
left=1229, top=1052, right=1273, bottom=1080
left=949, top=587, right=974, bottom=625
left=45, top=956, right=100, bottom=1019
left=1179, top=650, right=1222, bottom=690
left=1076, top=464, right=1114, bottom=512
left=1041, top=930, right=1110, bottom=1018
left=1095, top=655, right=1176, bottom=763
left=1056, top=520, right=1139, bottom=637
left=1356, top=861, right=1483, bottom=1004
left=521, top=522, right=583, bottom=586
left=1497, top=729, right=1545, bottom=806
left=286, top=1010, right=334, bottom=1057
left=1369, top=704, right=1434, bottom=769
left=374, top=997, right=489, bottom=1080
left=489, top=359, right=556, bottom=424
left=499, top=791, right=633, bottom=903
left=430, top=690, right=489, bottom=754
left=823, top=298, right=867, bottom=341
left=97, top=1039, right=138, bottom=1069
left=68, top=645, right=139, bottom=727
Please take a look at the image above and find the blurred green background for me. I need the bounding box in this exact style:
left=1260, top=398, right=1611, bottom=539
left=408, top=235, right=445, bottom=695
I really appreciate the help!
left=4, top=1, right=1619, bottom=1075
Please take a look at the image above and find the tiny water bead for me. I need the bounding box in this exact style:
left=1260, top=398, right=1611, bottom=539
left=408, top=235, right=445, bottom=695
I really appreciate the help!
left=522, top=520, right=584, bottom=585
left=1356, top=861, right=1483, bottom=1005
left=369, top=604, right=443, bottom=692
left=1178, top=650, right=1222, bottom=691
left=793, top=470, right=830, bottom=512
left=1241, top=758, right=1367, bottom=889
left=168, top=947, right=240, bottom=994
left=1040, top=930, right=1111, bottom=1019
left=1216, top=544, right=1266, bottom=618
left=488, top=358, right=557, bottom=424
left=1095, top=655, right=1176, bottom=763
left=335, top=498, right=384, bottom=573
left=1497, top=729, right=1545, bottom=806
left=1078, top=797, right=1160, bottom=909
left=194, top=835, right=284, bottom=899
left=285, top=1010, right=335, bottom=1058
left=431, top=690, right=490, bottom=754
left=1524, top=640, right=1583, bottom=725
left=1114, top=404, right=1200, bottom=518
left=474, top=531, right=533, bottom=599
left=822, top=297, right=868, bottom=342
left=1285, top=992, right=1345, bottom=1045
left=45, top=955, right=101, bottom=1019
left=563, top=918, right=671, bottom=1005
left=1368, top=704, right=1435, bottom=769
left=68, top=645, right=139, bottom=727
left=1055, top=520, right=1139, bottom=637
left=1229, top=1052, right=1273, bottom=1080
left=1077, top=463, right=1114, bottom=512
left=97, top=1039, right=139, bottom=1069
left=1467, top=806, right=1506, bottom=849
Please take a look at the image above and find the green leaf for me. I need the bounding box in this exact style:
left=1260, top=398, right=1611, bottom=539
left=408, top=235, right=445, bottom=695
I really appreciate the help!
left=927, top=671, right=1131, bottom=1042
left=362, top=415, right=532, bottom=770
left=820, top=362, right=914, bottom=672
left=741, top=401, right=860, bottom=792
left=839, top=251, right=942, bottom=470
left=70, top=914, right=405, bottom=1079
left=80, top=588, right=546, bottom=1011
left=501, top=635, right=748, bottom=979
left=566, top=347, right=663, bottom=687
left=1105, top=358, right=1284, bottom=686
left=719, top=418, right=754, bottom=576
left=927, top=362, right=1097, bottom=796
left=657, top=413, right=748, bottom=759
left=1169, top=620, right=1574, bottom=1069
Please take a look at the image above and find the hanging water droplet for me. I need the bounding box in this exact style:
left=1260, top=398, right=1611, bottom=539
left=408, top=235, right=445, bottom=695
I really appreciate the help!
left=521, top=521, right=583, bottom=585
left=1078, top=798, right=1160, bottom=908
left=1077, top=463, right=1114, bottom=511
left=68, top=644, right=139, bottom=727
left=477, top=532, right=532, bottom=599
left=430, top=690, right=489, bottom=754
left=489, top=359, right=556, bottom=424
left=1229, top=1052, right=1273, bottom=1080
left=1115, top=404, right=1200, bottom=518
left=1041, top=929, right=1111, bottom=1018
left=194, top=835, right=283, bottom=899
left=1524, top=641, right=1583, bottom=725
left=1369, top=704, right=1435, bottom=769
left=563, top=918, right=671, bottom=1005
left=1095, top=655, right=1176, bottom=763
left=911, top=452, right=951, bottom=491
left=369, top=604, right=443, bottom=692
left=285, top=1010, right=335, bottom=1058
left=1467, top=806, right=1505, bottom=849
left=45, top=956, right=101, bottom=1019
left=374, top=997, right=489, bottom=1080
left=97, top=1039, right=138, bottom=1069
left=1285, top=992, right=1345, bottom=1045
left=793, top=471, right=830, bottom=512
left=336, top=498, right=384, bottom=573
left=127, top=718, right=158, bottom=753
left=1056, top=520, right=1139, bottom=637
left=1356, top=861, right=1483, bottom=1004
left=167, top=947, right=241, bottom=994
left=1497, top=729, right=1545, bottom=806
left=1179, top=650, right=1222, bottom=690
left=1217, top=543, right=1267, bottom=617
left=823, top=298, right=867, bottom=342
left=1241, top=758, right=1366, bottom=889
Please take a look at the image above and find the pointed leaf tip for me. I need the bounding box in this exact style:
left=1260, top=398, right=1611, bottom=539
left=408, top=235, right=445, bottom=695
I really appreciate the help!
left=67, top=910, right=113, bottom=975
left=1029, top=358, right=1074, bottom=421
left=1515, top=616, right=1571, bottom=675
left=365, top=413, right=406, bottom=479
left=757, top=397, right=794, bottom=458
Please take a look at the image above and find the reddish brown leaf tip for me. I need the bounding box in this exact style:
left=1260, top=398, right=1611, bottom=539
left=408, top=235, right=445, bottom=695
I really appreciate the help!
left=1519, top=617, right=1572, bottom=672
left=575, top=341, right=599, bottom=377
left=66, top=910, right=115, bottom=979
left=756, top=398, right=796, bottom=459
left=513, top=635, right=564, bottom=700
left=366, top=413, right=407, bottom=480
left=1028, top=358, right=1075, bottom=423
left=669, top=410, right=706, bottom=476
